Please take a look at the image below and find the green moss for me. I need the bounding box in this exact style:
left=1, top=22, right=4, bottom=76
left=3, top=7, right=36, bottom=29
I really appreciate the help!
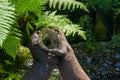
left=95, top=14, right=107, bottom=41
left=85, top=42, right=104, bottom=52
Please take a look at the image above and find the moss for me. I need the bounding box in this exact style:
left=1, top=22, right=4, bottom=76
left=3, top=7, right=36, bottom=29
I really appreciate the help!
left=85, top=42, right=105, bottom=52
left=94, top=13, right=107, bottom=41
left=72, top=42, right=105, bottom=53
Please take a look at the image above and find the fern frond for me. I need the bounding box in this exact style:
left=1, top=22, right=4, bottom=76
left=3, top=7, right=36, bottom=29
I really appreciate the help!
left=35, top=11, right=86, bottom=40
left=0, top=0, right=21, bottom=59
left=2, top=28, right=21, bottom=59
left=13, top=0, right=47, bottom=14
left=48, top=0, right=88, bottom=11
left=0, top=0, right=16, bottom=46
left=62, top=24, right=86, bottom=40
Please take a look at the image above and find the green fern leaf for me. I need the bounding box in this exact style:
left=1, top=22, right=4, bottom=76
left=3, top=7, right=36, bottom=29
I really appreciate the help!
left=2, top=28, right=21, bottom=60
left=13, top=0, right=47, bottom=14
left=68, top=1, right=72, bottom=10
left=0, top=0, right=16, bottom=46
left=0, top=22, right=11, bottom=29
left=63, top=2, right=67, bottom=10
left=0, top=0, right=21, bottom=59
left=76, top=2, right=80, bottom=8
left=58, top=0, right=63, bottom=10
left=48, top=0, right=88, bottom=12
left=36, top=11, right=86, bottom=40
left=49, top=0, right=54, bottom=8
left=72, top=2, right=76, bottom=10
left=53, top=0, right=58, bottom=8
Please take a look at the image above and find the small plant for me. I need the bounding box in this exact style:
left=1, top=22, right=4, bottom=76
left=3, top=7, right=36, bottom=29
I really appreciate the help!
left=49, top=69, right=62, bottom=80
left=110, top=34, right=120, bottom=49
left=78, top=15, right=95, bottom=41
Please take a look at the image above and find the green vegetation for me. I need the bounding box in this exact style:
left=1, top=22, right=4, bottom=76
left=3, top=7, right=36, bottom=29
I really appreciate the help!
left=0, top=0, right=120, bottom=79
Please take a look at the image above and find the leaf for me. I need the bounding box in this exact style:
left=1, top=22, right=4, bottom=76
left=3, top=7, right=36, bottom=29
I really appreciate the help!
left=49, top=0, right=54, bottom=8
left=53, top=0, right=58, bottom=8
left=58, top=0, right=63, bottom=10
left=4, top=60, right=13, bottom=65
left=0, top=0, right=16, bottom=46
left=14, top=0, right=47, bottom=14
left=36, top=11, right=86, bottom=40
left=2, top=34, right=21, bottom=60
left=63, top=2, right=67, bottom=10
left=0, top=64, right=7, bottom=73
left=48, top=0, right=88, bottom=12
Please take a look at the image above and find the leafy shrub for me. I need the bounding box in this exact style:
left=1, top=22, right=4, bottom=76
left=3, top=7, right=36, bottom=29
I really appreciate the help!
left=110, top=34, right=120, bottom=49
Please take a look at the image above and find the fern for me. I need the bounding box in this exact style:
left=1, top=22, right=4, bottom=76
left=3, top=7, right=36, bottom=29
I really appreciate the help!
left=35, top=11, right=86, bottom=40
left=62, top=24, right=86, bottom=39
left=2, top=30, right=21, bottom=59
left=48, top=0, right=88, bottom=11
left=11, top=0, right=47, bottom=14
left=0, top=0, right=86, bottom=60
left=2, top=28, right=21, bottom=59
left=0, top=0, right=21, bottom=59
left=0, top=0, right=16, bottom=46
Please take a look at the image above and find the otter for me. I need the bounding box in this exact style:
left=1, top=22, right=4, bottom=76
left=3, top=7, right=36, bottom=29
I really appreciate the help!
left=42, top=27, right=91, bottom=80
left=22, top=31, right=58, bottom=80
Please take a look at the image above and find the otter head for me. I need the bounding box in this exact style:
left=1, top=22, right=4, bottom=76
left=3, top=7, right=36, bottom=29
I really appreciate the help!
left=43, top=26, right=67, bottom=48
left=45, top=26, right=66, bottom=41
left=31, top=30, right=42, bottom=46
